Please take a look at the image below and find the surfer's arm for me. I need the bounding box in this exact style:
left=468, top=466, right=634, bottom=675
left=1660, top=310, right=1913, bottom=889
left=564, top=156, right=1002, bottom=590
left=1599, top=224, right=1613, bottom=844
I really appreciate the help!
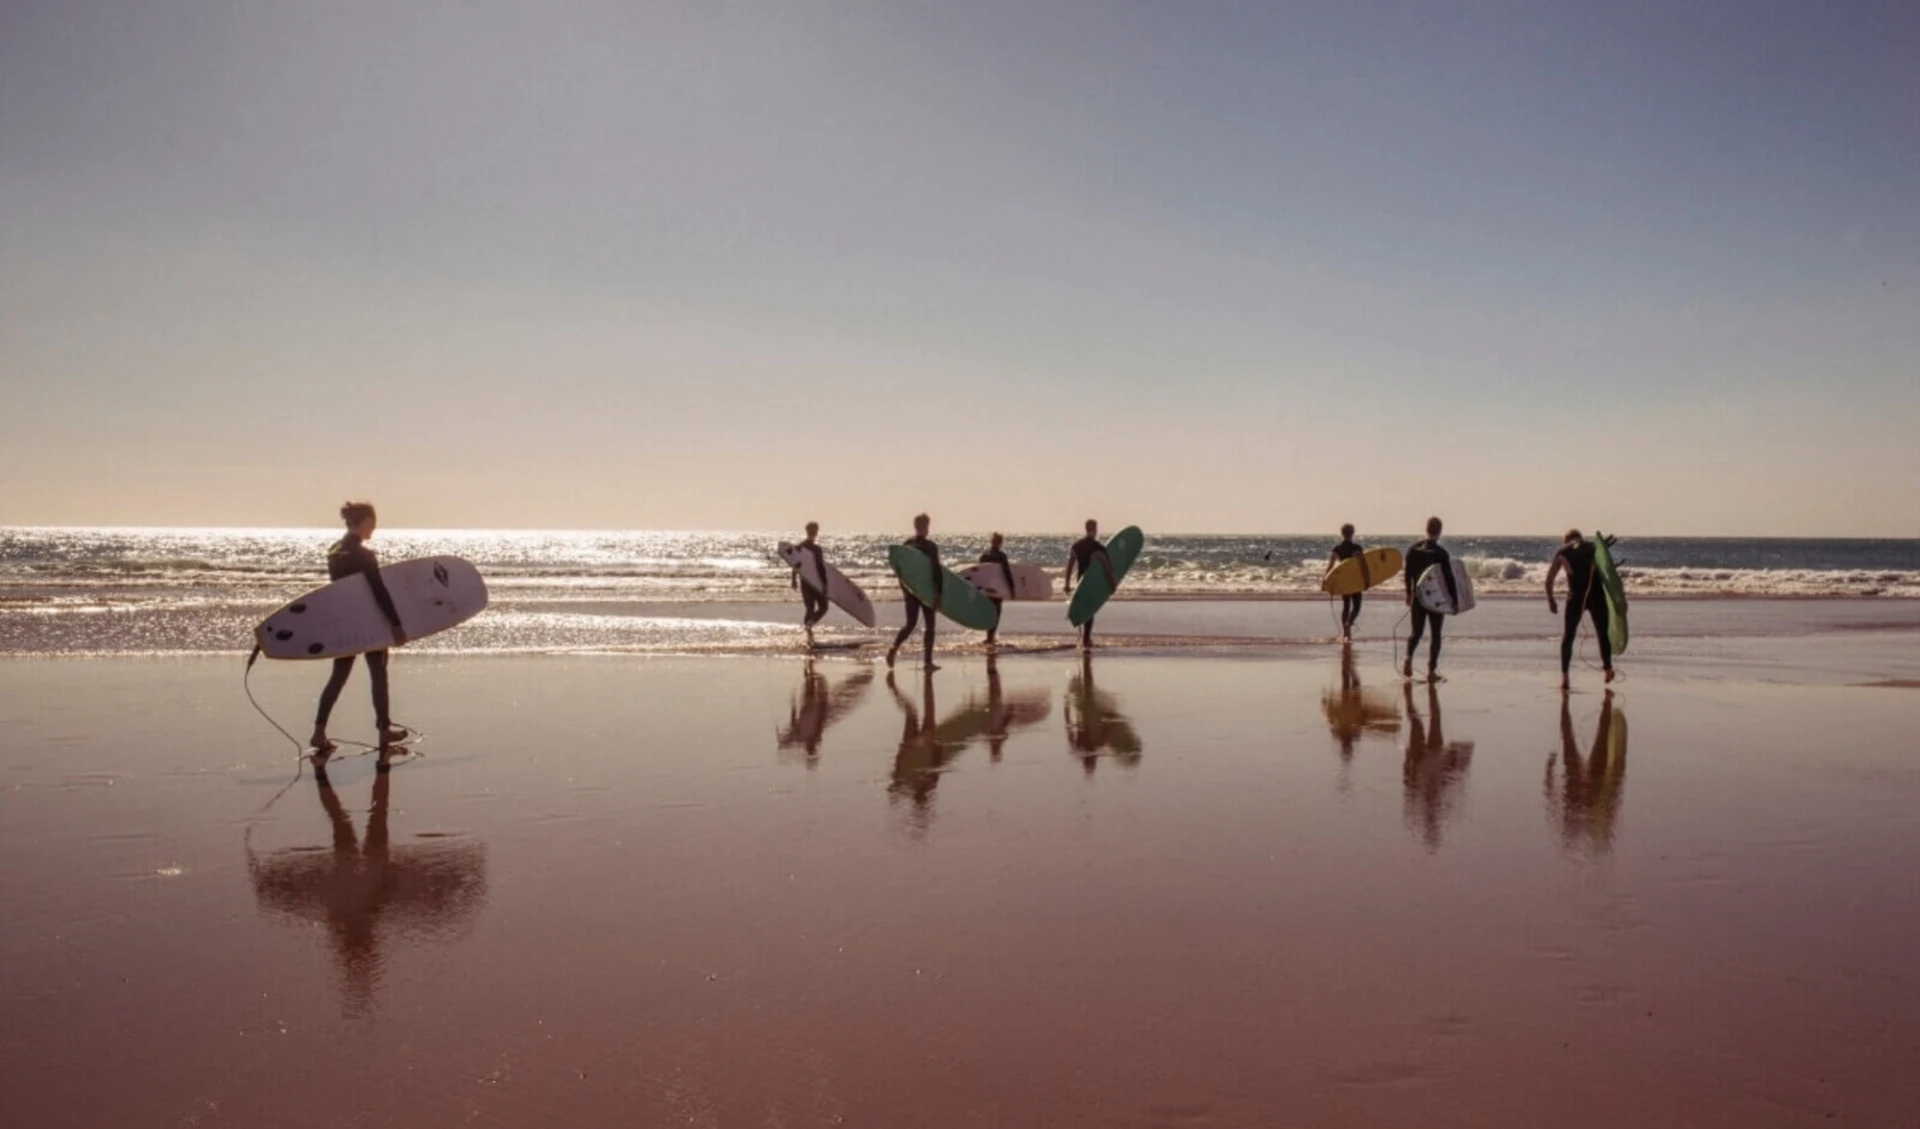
left=1439, top=548, right=1460, bottom=609
left=1063, top=552, right=1078, bottom=591
left=357, top=549, right=406, bottom=638
left=1545, top=553, right=1565, bottom=612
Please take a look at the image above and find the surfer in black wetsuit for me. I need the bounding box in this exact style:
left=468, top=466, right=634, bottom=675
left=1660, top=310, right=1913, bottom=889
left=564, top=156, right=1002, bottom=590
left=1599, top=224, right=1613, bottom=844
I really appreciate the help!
left=1326, top=523, right=1366, bottom=642
left=1402, top=516, right=1458, bottom=681
left=979, top=532, right=1016, bottom=648
left=1063, top=519, right=1115, bottom=650
left=311, top=502, right=408, bottom=760
left=791, top=521, right=829, bottom=647
left=1546, top=529, right=1617, bottom=690
left=887, top=513, right=943, bottom=671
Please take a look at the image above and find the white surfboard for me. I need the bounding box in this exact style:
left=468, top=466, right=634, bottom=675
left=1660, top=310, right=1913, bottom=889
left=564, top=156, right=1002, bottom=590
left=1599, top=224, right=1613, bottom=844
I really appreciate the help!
left=958, top=561, right=1054, bottom=601
left=778, top=542, right=877, bottom=627
left=255, top=556, right=489, bottom=660
left=1415, top=560, right=1477, bottom=615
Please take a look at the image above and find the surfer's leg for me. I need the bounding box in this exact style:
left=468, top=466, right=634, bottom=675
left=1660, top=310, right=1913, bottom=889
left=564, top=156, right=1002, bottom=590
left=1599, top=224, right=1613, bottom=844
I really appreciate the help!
left=888, top=594, right=920, bottom=665
left=1080, top=618, right=1093, bottom=649
left=1590, top=598, right=1614, bottom=673
left=986, top=598, right=1002, bottom=645
left=1405, top=608, right=1428, bottom=676
left=1427, top=613, right=1444, bottom=673
left=1561, top=601, right=1582, bottom=681
left=365, top=648, right=392, bottom=732
left=922, top=607, right=938, bottom=668
left=313, top=655, right=356, bottom=744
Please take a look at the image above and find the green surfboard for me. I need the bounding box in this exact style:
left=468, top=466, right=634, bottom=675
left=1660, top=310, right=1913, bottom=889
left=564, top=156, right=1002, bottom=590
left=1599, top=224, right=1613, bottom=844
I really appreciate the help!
left=1593, top=532, right=1629, bottom=656
left=1067, top=526, right=1145, bottom=627
left=887, top=545, right=999, bottom=632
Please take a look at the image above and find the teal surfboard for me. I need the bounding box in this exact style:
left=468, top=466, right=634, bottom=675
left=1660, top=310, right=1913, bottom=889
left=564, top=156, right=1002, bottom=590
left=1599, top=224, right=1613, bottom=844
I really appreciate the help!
left=1067, top=526, right=1145, bottom=627
left=1593, top=532, right=1629, bottom=656
left=887, top=545, right=999, bottom=631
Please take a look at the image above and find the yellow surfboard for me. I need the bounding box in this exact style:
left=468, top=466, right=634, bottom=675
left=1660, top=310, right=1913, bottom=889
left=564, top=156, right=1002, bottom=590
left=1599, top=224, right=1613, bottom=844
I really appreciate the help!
left=1321, top=548, right=1404, bottom=597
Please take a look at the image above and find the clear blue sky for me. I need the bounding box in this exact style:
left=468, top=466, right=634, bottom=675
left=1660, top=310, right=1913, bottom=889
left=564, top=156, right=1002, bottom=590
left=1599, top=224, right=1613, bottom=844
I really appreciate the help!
left=3, top=1, right=1916, bottom=534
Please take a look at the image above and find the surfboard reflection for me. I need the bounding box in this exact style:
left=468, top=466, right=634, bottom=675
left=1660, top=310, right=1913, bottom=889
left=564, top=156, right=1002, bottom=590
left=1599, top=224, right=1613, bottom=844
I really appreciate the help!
left=1402, top=681, right=1475, bottom=852
left=1065, top=653, right=1143, bottom=774
left=1322, top=646, right=1402, bottom=788
left=1545, top=692, right=1628, bottom=856
left=248, top=768, right=488, bottom=1018
left=776, top=660, right=876, bottom=764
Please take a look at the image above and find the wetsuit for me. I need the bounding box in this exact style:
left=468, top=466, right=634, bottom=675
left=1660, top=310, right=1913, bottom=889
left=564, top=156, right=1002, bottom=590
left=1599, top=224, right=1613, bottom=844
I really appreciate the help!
left=1554, top=540, right=1613, bottom=674
left=793, top=539, right=829, bottom=627
left=1066, top=536, right=1109, bottom=646
left=979, top=547, right=1015, bottom=641
left=314, top=533, right=402, bottom=731
left=1331, top=538, right=1364, bottom=631
left=1403, top=538, right=1457, bottom=674
left=892, top=535, right=942, bottom=662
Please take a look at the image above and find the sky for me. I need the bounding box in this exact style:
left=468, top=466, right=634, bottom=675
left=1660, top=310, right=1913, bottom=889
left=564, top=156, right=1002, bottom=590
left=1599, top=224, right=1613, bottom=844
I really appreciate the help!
left=2, top=0, right=1917, bottom=535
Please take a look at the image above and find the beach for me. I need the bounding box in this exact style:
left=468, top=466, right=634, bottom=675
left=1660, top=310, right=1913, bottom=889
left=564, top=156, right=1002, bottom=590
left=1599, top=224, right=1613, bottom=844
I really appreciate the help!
left=5, top=636, right=1919, bottom=1127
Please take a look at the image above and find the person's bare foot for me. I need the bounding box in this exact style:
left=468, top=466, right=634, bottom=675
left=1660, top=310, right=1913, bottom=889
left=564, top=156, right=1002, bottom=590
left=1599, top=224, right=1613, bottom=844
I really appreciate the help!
left=884, top=647, right=898, bottom=668
left=309, top=731, right=336, bottom=756
left=1604, top=668, right=1616, bottom=684
left=378, top=726, right=410, bottom=749
left=924, top=663, right=942, bottom=673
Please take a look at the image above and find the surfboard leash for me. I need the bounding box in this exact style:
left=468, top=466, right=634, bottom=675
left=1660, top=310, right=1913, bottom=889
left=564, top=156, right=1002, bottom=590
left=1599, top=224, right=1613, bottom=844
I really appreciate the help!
left=244, top=645, right=423, bottom=763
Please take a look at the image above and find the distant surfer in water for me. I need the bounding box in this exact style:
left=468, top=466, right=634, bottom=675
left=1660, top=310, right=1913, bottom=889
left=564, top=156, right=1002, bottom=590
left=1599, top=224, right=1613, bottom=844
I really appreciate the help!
left=1546, top=529, right=1617, bottom=690
left=887, top=513, right=943, bottom=671
left=311, top=502, right=408, bottom=761
left=1063, top=519, right=1115, bottom=650
left=979, top=532, right=1016, bottom=649
left=1403, top=516, right=1457, bottom=682
left=1326, top=523, right=1366, bottom=643
left=790, top=521, right=829, bottom=648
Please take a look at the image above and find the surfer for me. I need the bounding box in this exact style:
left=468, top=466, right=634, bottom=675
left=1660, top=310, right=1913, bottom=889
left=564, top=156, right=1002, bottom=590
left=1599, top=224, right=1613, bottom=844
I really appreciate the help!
left=887, top=513, right=943, bottom=671
left=311, top=502, right=409, bottom=760
left=790, top=521, right=829, bottom=647
left=1063, top=519, right=1115, bottom=649
left=1326, top=523, right=1366, bottom=642
left=979, top=532, right=1017, bottom=648
left=1402, top=517, right=1457, bottom=682
left=1546, top=529, right=1617, bottom=689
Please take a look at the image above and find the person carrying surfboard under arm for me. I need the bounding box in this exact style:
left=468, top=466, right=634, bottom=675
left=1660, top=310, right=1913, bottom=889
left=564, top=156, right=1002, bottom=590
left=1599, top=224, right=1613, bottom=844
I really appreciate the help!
left=979, top=532, right=1017, bottom=649
left=1546, top=529, right=1617, bottom=690
left=791, top=521, right=830, bottom=648
left=1064, top=519, right=1116, bottom=650
left=1402, top=516, right=1457, bottom=682
left=887, top=514, right=943, bottom=671
left=1326, top=523, right=1367, bottom=643
left=311, top=502, right=409, bottom=760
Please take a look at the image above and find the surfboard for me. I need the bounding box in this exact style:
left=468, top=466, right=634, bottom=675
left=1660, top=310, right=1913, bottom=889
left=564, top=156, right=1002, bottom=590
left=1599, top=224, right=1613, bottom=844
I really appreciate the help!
left=778, top=542, right=877, bottom=627
left=1067, top=527, right=1145, bottom=627
left=887, top=545, right=999, bottom=631
left=1415, top=560, right=1477, bottom=615
left=1322, top=548, right=1404, bottom=597
left=1593, top=532, right=1629, bottom=655
left=256, top=557, right=489, bottom=660
left=958, top=561, right=1054, bottom=601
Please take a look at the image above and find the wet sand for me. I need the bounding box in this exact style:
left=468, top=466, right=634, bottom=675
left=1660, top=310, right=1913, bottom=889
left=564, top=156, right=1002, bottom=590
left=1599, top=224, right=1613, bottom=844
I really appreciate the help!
left=4, top=646, right=1920, bottom=1127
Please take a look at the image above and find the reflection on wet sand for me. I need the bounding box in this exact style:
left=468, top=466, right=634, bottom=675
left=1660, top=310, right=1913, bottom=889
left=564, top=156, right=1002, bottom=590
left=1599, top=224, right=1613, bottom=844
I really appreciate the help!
left=248, top=767, right=488, bottom=1017
left=885, top=659, right=1053, bottom=832
left=776, top=660, right=876, bottom=763
left=1322, top=646, right=1402, bottom=786
left=1546, top=692, right=1629, bottom=856
left=1065, top=653, right=1143, bottom=774
left=1402, top=681, right=1475, bottom=852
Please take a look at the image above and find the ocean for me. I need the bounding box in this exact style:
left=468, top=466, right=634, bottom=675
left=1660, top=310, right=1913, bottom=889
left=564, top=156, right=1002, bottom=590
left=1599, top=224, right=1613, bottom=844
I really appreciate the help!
left=3, top=527, right=1917, bottom=656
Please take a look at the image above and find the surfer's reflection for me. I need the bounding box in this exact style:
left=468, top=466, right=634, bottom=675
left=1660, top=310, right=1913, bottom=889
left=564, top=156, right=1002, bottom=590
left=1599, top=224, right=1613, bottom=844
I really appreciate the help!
left=1065, top=653, right=1142, bottom=774
left=1545, top=691, right=1628, bottom=856
left=248, top=767, right=487, bottom=1018
left=885, top=659, right=1050, bottom=832
left=1402, top=681, right=1474, bottom=851
left=776, top=660, right=875, bottom=764
left=1322, top=646, right=1401, bottom=785
left=887, top=670, right=958, bottom=834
